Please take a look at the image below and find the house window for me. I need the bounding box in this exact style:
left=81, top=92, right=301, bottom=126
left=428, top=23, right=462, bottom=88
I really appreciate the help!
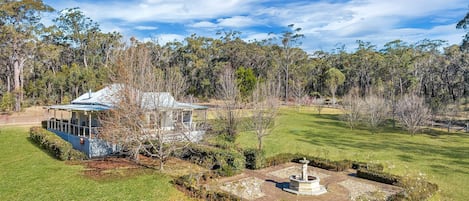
left=183, top=111, right=191, bottom=123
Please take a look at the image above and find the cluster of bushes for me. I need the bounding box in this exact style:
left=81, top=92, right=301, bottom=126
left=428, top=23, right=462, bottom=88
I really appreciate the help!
left=175, top=144, right=245, bottom=176
left=173, top=173, right=241, bottom=201
left=357, top=169, right=439, bottom=200
left=29, top=127, right=87, bottom=160
left=243, top=148, right=265, bottom=169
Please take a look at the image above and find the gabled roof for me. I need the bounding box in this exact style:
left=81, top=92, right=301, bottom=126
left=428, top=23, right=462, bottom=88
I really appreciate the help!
left=47, top=84, right=207, bottom=111
left=71, top=84, right=121, bottom=107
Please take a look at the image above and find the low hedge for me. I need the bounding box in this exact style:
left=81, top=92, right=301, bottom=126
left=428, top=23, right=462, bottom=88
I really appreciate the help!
left=243, top=148, right=265, bottom=170
left=173, top=173, right=241, bottom=201
left=264, top=153, right=352, bottom=172
left=29, top=127, right=87, bottom=160
left=176, top=144, right=245, bottom=177
left=357, top=169, right=401, bottom=185
left=352, top=161, right=384, bottom=171
left=264, top=153, right=302, bottom=167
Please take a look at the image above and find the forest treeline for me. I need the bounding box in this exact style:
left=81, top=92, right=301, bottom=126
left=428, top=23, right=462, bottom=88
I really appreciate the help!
left=1, top=1, right=469, bottom=116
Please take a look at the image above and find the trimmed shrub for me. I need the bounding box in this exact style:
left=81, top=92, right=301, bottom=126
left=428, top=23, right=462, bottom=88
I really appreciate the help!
left=176, top=144, right=245, bottom=177
left=243, top=148, right=265, bottom=170
left=173, top=173, right=241, bottom=201
left=29, top=126, right=87, bottom=160
left=357, top=169, right=401, bottom=185
left=264, top=153, right=301, bottom=167
left=352, top=161, right=384, bottom=171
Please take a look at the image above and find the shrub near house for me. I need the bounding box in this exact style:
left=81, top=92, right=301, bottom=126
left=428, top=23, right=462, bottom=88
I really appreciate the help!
left=29, top=127, right=87, bottom=160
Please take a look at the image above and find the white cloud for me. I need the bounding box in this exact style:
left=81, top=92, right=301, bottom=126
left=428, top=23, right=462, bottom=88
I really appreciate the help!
left=78, top=0, right=257, bottom=23
left=154, top=34, right=186, bottom=44
left=243, top=32, right=271, bottom=42
left=189, top=21, right=217, bottom=28
left=135, top=26, right=158, bottom=30
left=43, top=0, right=468, bottom=52
left=217, top=16, right=259, bottom=28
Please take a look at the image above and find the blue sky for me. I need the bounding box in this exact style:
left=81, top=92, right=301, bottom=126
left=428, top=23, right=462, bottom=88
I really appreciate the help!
left=42, top=0, right=468, bottom=52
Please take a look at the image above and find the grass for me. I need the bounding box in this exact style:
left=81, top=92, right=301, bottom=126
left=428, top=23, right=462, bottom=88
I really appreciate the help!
left=0, top=126, right=189, bottom=201
left=238, top=107, right=469, bottom=201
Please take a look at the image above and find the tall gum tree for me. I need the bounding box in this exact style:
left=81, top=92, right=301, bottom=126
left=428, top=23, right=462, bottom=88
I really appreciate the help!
left=457, top=8, right=469, bottom=51
left=0, top=0, right=53, bottom=111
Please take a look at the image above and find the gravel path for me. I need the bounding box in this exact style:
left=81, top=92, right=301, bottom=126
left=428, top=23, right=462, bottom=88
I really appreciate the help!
left=209, top=163, right=402, bottom=201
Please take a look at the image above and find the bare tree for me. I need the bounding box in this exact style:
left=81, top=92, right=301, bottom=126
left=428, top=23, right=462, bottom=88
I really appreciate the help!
left=312, top=97, right=325, bottom=115
left=216, top=66, right=240, bottom=141
left=164, top=67, right=187, bottom=100
left=250, top=80, right=279, bottom=150
left=363, top=95, right=389, bottom=133
left=99, top=39, right=191, bottom=170
left=342, top=87, right=363, bottom=129
left=291, top=80, right=306, bottom=111
left=396, top=94, right=430, bottom=135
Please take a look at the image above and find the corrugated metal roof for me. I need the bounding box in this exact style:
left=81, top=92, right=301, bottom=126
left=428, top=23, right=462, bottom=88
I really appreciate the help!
left=46, top=104, right=111, bottom=111
left=50, top=84, right=207, bottom=111
left=71, top=84, right=121, bottom=107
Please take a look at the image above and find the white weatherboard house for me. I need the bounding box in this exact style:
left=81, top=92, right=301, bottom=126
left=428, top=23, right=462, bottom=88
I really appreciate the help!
left=45, top=84, right=207, bottom=158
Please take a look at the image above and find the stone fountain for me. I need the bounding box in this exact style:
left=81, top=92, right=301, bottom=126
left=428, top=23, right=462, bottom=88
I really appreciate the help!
left=283, top=157, right=327, bottom=195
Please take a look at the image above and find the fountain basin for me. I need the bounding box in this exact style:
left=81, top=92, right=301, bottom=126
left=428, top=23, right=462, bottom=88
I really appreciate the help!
left=283, top=175, right=327, bottom=195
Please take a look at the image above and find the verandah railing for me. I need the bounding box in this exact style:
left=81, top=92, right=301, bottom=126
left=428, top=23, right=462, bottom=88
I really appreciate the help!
left=47, top=119, right=99, bottom=138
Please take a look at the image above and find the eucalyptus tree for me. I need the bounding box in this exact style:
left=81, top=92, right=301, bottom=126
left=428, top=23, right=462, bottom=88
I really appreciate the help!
left=53, top=7, right=100, bottom=68
left=325, top=68, right=345, bottom=105
left=457, top=9, right=469, bottom=51
left=381, top=40, right=415, bottom=127
left=0, top=0, right=54, bottom=111
left=348, top=41, right=383, bottom=96
left=277, top=24, right=304, bottom=102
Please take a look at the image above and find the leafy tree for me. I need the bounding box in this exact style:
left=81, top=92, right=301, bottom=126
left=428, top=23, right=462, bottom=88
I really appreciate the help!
left=325, top=68, right=345, bottom=104
left=0, top=0, right=53, bottom=111
left=277, top=24, right=304, bottom=102
left=0, top=92, right=14, bottom=112
left=457, top=8, right=469, bottom=51
left=236, top=66, right=257, bottom=101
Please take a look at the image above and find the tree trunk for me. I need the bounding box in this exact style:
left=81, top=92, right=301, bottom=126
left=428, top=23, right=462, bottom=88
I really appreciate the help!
left=285, top=65, right=289, bottom=104
left=257, top=136, right=263, bottom=150
left=13, top=59, right=21, bottom=112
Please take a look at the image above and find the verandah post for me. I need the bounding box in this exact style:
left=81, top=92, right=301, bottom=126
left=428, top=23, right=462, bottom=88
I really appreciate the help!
left=89, top=112, right=92, bottom=139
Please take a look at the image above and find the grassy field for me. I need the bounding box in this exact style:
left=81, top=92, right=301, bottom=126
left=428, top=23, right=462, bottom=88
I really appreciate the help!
left=0, top=126, right=189, bottom=201
left=2, top=106, right=468, bottom=200
left=238, top=107, right=469, bottom=201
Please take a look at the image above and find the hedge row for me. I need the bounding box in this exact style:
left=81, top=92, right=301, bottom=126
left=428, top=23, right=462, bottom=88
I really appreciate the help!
left=29, top=127, right=87, bottom=160
left=262, top=153, right=354, bottom=172
left=352, top=161, right=384, bottom=171
left=262, top=153, right=385, bottom=172
left=357, top=169, right=400, bottom=185
left=175, top=144, right=245, bottom=176
left=173, top=173, right=241, bottom=201
left=357, top=169, right=439, bottom=200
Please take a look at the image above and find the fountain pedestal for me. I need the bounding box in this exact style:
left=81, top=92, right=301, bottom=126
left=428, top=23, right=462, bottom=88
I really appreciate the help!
left=283, top=158, right=327, bottom=195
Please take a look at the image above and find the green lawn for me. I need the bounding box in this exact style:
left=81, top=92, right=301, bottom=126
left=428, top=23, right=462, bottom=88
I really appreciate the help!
left=0, top=126, right=188, bottom=201
left=238, top=107, right=469, bottom=201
